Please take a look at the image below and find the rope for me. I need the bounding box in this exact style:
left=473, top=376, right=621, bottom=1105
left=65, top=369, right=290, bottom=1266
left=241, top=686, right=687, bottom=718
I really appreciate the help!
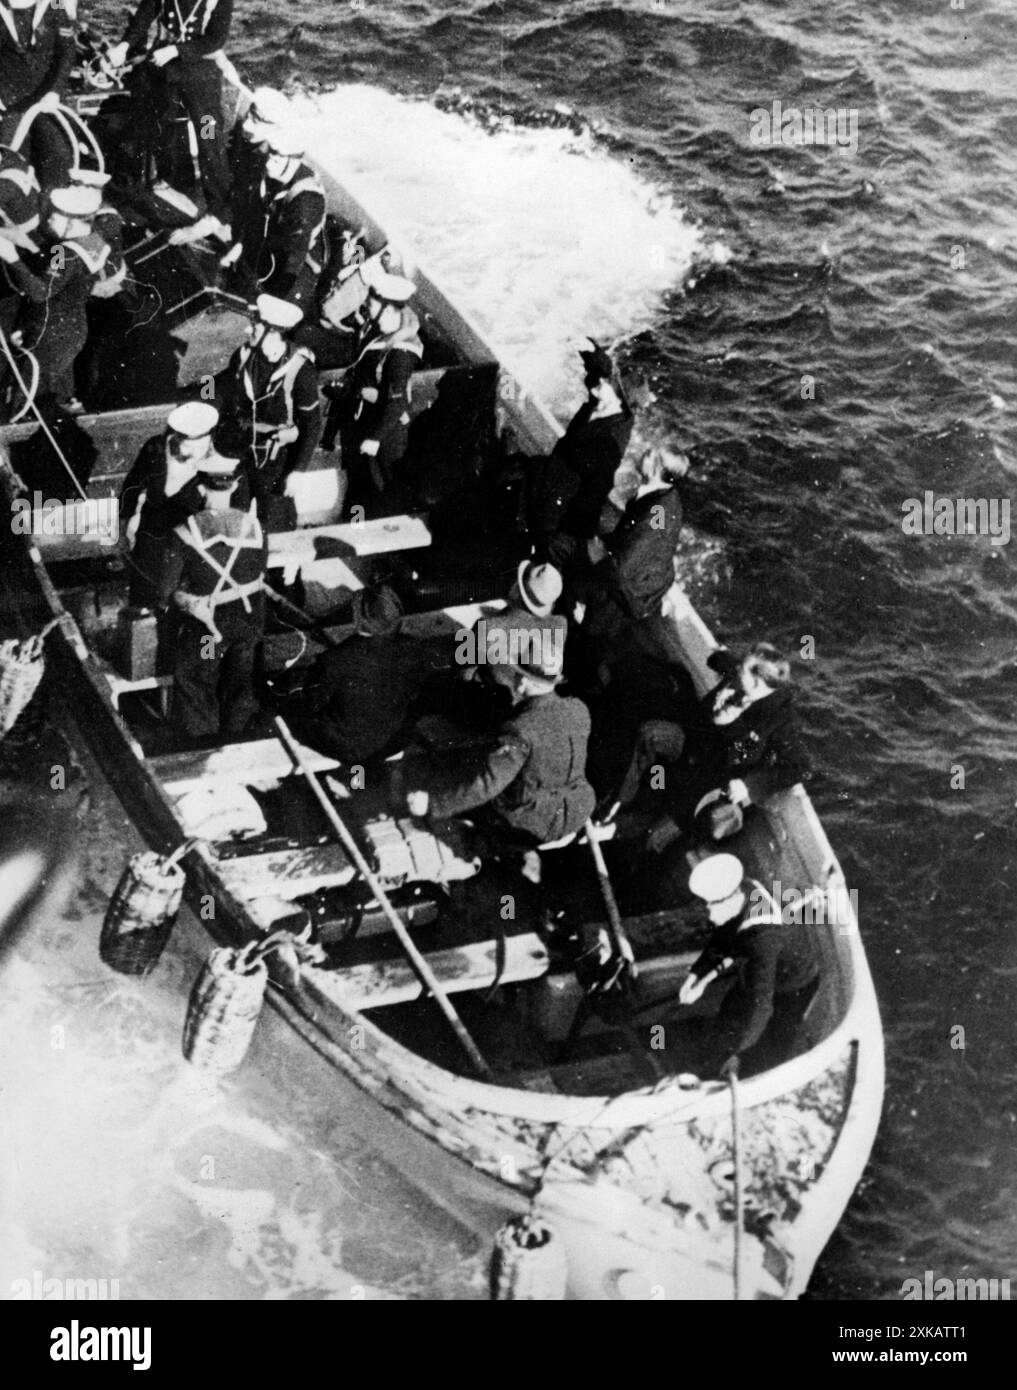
left=269, top=607, right=309, bottom=670
left=161, top=836, right=202, bottom=873
left=9, top=98, right=105, bottom=176
left=0, top=333, right=39, bottom=424
left=0, top=324, right=88, bottom=501
left=54, top=105, right=106, bottom=177
left=122, top=274, right=163, bottom=332
left=11, top=615, right=63, bottom=659
left=0, top=615, right=63, bottom=736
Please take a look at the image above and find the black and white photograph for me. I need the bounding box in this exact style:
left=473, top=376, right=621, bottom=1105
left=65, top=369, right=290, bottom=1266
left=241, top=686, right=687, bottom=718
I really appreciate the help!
left=0, top=0, right=1010, bottom=1346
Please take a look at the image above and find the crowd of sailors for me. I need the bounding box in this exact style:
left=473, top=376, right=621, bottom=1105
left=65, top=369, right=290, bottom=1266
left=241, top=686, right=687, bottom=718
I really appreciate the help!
left=0, top=0, right=820, bottom=1077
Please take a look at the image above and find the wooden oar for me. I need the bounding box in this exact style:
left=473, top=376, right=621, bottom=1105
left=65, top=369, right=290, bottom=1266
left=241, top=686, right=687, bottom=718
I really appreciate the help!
left=273, top=715, right=492, bottom=1079
left=583, top=819, right=637, bottom=987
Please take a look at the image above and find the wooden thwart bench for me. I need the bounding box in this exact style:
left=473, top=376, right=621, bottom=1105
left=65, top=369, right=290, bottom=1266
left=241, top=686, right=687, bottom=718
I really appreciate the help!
left=104, top=669, right=173, bottom=716
left=266, top=512, right=431, bottom=563
left=317, top=929, right=550, bottom=1011
left=151, top=736, right=340, bottom=796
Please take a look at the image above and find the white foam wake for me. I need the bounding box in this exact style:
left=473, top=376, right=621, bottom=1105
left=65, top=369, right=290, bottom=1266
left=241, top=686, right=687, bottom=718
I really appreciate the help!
left=288, top=85, right=716, bottom=417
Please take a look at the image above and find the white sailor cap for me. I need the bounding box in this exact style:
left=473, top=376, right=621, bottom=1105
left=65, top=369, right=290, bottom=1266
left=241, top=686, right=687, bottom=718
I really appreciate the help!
left=255, top=293, right=303, bottom=329
left=263, top=124, right=305, bottom=157
left=49, top=185, right=102, bottom=217
left=69, top=166, right=111, bottom=189
left=166, top=400, right=219, bottom=438
left=245, top=87, right=293, bottom=129
left=197, top=451, right=241, bottom=477
left=362, top=258, right=416, bottom=303
left=688, top=853, right=745, bottom=904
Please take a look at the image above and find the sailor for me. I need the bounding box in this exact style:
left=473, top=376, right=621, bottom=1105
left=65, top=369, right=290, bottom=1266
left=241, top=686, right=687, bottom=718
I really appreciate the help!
left=158, top=449, right=267, bottom=740
left=215, top=292, right=321, bottom=523
left=120, top=399, right=220, bottom=611
left=679, top=853, right=820, bottom=1077
left=16, top=183, right=122, bottom=413
left=67, top=163, right=124, bottom=260
left=232, top=85, right=290, bottom=171
left=223, top=85, right=289, bottom=270
left=223, top=114, right=326, bottom=308
left=323, top=258, right=422, bottom=513
left=0, top=0, right=76, bottom=187
left=403, top=642, right=596, bottom=848
left=293, top=226, right=371, bottom=370
left=106, top=0, right=234, bottom=243
left=56, top=166, right=130, bottom=308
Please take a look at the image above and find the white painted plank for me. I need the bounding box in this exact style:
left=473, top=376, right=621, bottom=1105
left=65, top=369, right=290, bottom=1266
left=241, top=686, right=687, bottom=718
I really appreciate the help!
left=267, top=513, right=431, bottom=560
left=319, top=932, right=549, bottom=1010
left=153, top=737, right=339, bottom=795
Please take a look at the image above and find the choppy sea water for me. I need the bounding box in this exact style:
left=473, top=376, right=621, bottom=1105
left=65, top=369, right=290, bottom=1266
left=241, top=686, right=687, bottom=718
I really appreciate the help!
left=3, top=0, right=1017, bottom=1300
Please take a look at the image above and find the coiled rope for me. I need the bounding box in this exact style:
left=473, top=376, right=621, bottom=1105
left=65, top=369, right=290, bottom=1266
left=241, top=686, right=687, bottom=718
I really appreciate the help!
left=0, top=326, right=39, bottom=424
left=9, top=96, right=106, bottom=179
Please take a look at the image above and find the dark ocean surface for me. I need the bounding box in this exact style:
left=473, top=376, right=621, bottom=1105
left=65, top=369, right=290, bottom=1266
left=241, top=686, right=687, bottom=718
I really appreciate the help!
left=3, top=0, right=1016, bottom=1301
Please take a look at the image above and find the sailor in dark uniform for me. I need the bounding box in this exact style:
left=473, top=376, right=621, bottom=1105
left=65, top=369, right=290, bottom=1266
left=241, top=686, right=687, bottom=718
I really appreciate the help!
left=222, top=86, right=286, bottom=276
left=323, top=259, right=422, bottom=515
left=293, top=228, right=371, bottom=370
left=120, top=400, right=220, bottom=610
left=679, top=853, right=820, bottom=1078
left=158, top=449, right=266, bottom=740
left=16, top=183, right=123, bottom=412
left=68, top=165, right=125, bottom=272
left=0, top=0, right=76, bottom=188
left=223, top=117, right=326, bottom=308
left=106, top=0, right=234, bottom=239
left=215, top=292, right=321, bottom=523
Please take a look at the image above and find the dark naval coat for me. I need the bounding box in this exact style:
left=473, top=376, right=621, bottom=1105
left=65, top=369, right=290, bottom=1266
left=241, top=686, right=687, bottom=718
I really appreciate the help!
left=120, top=434, right=206, bottom=609
left=298, top=632, right=447, bottom=765
left=0, top=2, right=74, bottom=130
left=686, top=883, right=820, bottom=1063
left=677, top=647, right=812, bottom=810
left=121, top=0, right=234, bottom=222
left=552, top=394, right=634, bottom=539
